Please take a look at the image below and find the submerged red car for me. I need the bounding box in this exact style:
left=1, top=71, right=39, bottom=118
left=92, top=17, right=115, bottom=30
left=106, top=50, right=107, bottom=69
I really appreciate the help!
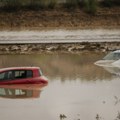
left=0, top=67, right=48, bottom=85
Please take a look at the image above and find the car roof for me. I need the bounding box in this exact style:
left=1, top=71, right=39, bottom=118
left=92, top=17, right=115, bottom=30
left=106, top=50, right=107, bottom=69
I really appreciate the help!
left=0, top=67, right=40, bottom=72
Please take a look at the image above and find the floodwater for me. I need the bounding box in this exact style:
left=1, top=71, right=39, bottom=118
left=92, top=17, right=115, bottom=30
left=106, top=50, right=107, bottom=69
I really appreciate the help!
left=0, top=52, right=120, bottom=120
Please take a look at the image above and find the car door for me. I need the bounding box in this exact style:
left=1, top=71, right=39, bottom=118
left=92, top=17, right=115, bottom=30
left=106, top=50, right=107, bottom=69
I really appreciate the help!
left=14, top=70, right=34, bottom=84
left=12, top=70, right=29, bottom=84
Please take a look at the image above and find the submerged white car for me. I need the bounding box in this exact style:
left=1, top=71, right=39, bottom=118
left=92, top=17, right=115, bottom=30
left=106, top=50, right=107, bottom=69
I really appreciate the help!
left=95, top=50, right=120, bottom=67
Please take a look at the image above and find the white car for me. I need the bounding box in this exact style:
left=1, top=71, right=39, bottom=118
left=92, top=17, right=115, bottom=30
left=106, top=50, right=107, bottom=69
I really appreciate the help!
left=95, top=50, right=120, bottom=67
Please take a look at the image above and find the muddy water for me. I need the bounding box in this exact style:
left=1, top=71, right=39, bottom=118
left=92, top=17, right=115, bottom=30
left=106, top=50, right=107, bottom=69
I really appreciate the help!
left=0, top=52, right=120, bottom=120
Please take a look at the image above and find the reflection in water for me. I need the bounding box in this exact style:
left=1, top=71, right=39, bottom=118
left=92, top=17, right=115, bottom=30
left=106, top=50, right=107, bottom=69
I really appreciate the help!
left=0, top=84, right=47, bottom=99
left=0, top=52, right=113, bottom=81
left=0, top=88, right=38, bottom=99
left=0, top=52, right=120, bottom=120
left=103, top=66, right=120, bottom=76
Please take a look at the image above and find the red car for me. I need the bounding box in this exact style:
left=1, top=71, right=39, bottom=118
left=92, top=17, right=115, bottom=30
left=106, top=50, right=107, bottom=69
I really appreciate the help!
left=0, top=67, right=48, bottom=85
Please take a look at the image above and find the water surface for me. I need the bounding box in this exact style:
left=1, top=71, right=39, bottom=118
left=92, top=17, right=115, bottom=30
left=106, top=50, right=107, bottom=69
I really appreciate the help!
left=0, top=52, right=120, bottom=120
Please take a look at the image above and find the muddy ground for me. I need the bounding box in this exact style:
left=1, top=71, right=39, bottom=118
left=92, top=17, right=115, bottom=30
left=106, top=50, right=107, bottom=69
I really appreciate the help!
left=0, top=42, right=120, bottom=54
left=0, top=6, right=120, bottom=30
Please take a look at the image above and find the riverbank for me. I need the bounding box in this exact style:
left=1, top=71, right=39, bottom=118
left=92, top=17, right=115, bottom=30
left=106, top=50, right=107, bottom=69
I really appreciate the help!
left=0, top=6, right=120, bottom=29
left=0, top=6, right=120, bottom=54
left=0, top=42, right=120, bottom=54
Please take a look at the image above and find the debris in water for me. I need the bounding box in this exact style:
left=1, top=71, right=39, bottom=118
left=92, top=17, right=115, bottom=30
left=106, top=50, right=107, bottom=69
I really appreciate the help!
left=102, top=101, right=106, bottom=104
left=96, top=114, right=101, bottom=120
left=117, top=112, right=120, bottom=120
left=59, top=114, right=67, bottom=120
left=114, top=96, right=120, bottom=105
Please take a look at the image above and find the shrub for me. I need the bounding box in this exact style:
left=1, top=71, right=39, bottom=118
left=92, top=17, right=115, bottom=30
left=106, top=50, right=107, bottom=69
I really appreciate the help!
left=47, top=0, right=57, bottom=9
left=27, top=0, right=47, bottom=9
left=26, top=0, right=57, bottom=10
left=101, top=0, right=120, bottom=7
left=0, top=0, right=22, bottom=10
left=65, top=0, right=79, bottom=9
left=83, top=0, right=97, bottom=14
left=102, top=0, right=113, bottom=7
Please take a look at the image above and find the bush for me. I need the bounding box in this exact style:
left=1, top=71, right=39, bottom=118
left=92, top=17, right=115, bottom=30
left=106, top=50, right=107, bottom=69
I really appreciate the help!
left=27, top=0, right=47, bottom=9
left=65, top=0, right=79, bottom=9
left=101, top=0, right=120, bottom=7
left=0, top=0, right=57, bottom=10
left=102, top=0, right=113, bottom=7
left=83, top=0, right=97, bottom=14
left=25, top=0, right=57, bottom=10
left=0, top=0, right=22, bottom=10
left=47, top=0, right=57, bottom=9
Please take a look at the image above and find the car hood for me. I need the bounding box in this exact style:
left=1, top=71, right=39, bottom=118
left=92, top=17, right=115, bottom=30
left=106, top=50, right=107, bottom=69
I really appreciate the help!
left=94, top=60, right=115, bottom=67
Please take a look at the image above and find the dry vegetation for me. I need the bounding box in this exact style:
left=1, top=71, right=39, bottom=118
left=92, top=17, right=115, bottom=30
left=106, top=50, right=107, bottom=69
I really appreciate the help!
left=0, top=0, right=119, bottom=29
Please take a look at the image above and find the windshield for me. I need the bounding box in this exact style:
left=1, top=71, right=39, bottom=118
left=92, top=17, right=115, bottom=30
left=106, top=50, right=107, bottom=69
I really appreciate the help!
left=103, top=52, right=120, bottom=60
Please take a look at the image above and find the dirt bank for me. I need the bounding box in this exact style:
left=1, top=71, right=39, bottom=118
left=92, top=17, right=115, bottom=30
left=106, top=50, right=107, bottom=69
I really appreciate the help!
left=0, top=6, right=120, bottom=30
left=0, top=42, right=120, bottom=54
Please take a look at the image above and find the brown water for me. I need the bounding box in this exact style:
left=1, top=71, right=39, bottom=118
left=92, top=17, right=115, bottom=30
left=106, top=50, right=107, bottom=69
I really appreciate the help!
left=0, top=52, right=120, bottom=120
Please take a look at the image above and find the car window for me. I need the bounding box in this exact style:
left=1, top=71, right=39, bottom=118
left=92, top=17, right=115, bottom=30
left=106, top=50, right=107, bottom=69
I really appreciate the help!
left=114, top=53, right=120, bottom=60
left=0, top=71, right=13, bottom=81
left=26, top=70, right=33, bottom=78
left=103, top=52, right=120, bottom=60
left=14, top=70, right=33, bottom=79
left=0, top=72, right=5, bottom=80
left=14, top=70, right=26, bottom=79
left=0, top=70, right=33, bottom=81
